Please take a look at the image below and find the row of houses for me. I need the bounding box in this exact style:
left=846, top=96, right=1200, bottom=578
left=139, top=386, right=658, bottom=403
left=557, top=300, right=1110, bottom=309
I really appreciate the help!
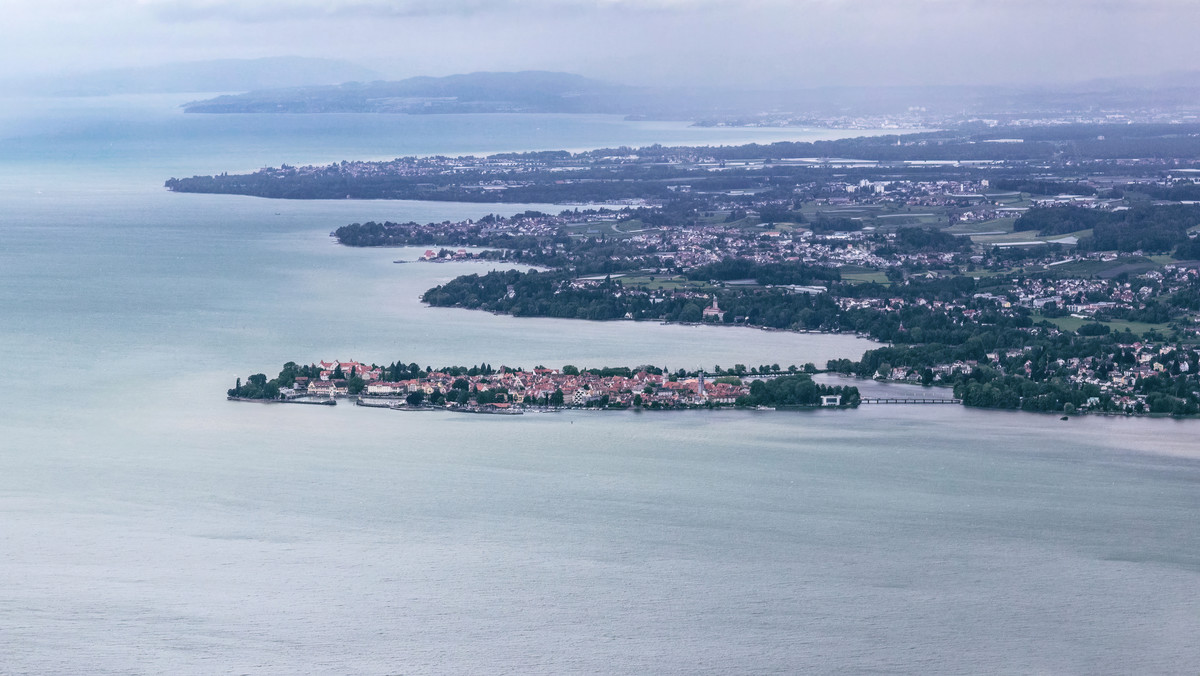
left=288, top=363, right=818, bottom=407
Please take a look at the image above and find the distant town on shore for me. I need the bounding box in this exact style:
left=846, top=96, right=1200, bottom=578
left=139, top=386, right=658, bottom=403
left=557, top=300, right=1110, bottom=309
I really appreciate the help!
left=209, top=122, right=1200, bottom=418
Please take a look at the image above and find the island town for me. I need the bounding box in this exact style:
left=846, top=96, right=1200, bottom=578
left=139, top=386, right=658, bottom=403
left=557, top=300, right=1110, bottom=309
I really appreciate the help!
left=228, top=360, right=861, bottom=413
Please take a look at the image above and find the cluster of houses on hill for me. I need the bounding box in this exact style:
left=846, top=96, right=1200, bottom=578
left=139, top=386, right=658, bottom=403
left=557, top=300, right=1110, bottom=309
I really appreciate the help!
left=419, top=248, right=473, bottom=261
left=875, top=340, right=1198, bottom=413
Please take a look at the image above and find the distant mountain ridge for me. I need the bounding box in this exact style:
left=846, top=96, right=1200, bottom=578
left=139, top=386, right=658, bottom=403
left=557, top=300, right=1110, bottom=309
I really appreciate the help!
left=180, top=69, right=1200, bottom=119
left=7, top=57, right=381, bottom=97
left=183, top=71, right=636, bottom=114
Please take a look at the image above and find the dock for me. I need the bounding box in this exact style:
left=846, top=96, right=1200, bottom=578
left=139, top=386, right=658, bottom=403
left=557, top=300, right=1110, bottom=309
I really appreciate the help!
left=228, top=396, right=336, bottom=406
left=355, top=398, right=397, bottom=409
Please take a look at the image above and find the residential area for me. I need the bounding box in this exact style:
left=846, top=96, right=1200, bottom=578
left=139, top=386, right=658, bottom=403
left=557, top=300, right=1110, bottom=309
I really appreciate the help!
left=229, top=359, right=859, bottom=412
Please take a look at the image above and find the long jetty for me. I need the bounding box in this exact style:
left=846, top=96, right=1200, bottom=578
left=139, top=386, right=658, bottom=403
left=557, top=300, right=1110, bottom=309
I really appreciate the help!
left=859, top=398, right=961, bottom=405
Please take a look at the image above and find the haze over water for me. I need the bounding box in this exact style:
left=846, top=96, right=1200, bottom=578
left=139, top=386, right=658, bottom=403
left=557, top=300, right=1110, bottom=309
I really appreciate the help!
left=1, top=95, right=1198, bottom=674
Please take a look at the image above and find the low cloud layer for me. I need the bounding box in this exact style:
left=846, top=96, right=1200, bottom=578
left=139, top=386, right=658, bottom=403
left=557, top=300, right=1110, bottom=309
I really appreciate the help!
left=3, top=0, right=1198, bottom=89
left=139, top=0, right=738, bottom=21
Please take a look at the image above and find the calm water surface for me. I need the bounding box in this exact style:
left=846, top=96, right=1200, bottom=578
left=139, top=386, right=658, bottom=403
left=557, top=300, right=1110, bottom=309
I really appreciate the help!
left=0, top=96, right=1197, bottom=675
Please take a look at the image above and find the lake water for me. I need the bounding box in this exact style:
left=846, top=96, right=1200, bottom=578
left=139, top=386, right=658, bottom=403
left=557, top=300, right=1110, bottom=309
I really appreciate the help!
left=1, top=96, right=1198, bottom=675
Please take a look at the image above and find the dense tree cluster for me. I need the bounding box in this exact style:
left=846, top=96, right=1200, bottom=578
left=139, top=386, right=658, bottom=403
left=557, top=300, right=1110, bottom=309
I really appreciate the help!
left=809, top=216, right=862, bottom=233
left=227, top=373, right=280, bottom=400
left=421, top=268, right=859, bottom=329
left=991, top=179, right=1097, bottom=196
left=1136, top=181, right=1200, bottom=202
left=1014, top=205, right=1200, bottom=253
left=685, top=259, right=841, bottom=285
left=1174, top=236, right=1200, bottom=260
left=735, top=375, right=860, bottom=408
left=828, top=330, right=1200, bottom=415
left=878, top=227, right=972, bottom=254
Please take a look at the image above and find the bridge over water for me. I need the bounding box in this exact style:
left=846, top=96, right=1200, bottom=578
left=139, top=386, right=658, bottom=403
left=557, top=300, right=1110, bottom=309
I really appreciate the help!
left=859, top=398, right=962, bottom=405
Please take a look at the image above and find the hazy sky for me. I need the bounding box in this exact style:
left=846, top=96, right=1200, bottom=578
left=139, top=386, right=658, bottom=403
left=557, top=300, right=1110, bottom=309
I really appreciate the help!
left=4, top=0, right=1199, bottom=88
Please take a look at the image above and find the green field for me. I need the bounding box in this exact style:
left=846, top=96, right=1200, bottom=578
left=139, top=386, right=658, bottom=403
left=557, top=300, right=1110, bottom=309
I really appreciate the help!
left=562, top=219, right=648, bottom=238
left=841, top=270, right=890, bottom=284
left=620, top=274, right=715, bottom=292
left=946, top=218, right=1016, bottom=235
left=1042, top=255, right=1159, bottom=278
left=983, top=191, right=1032, bottom=206
left=971, top=226, right=1090, bottom=245
left=1032, top=312, right=1169, bottom=336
